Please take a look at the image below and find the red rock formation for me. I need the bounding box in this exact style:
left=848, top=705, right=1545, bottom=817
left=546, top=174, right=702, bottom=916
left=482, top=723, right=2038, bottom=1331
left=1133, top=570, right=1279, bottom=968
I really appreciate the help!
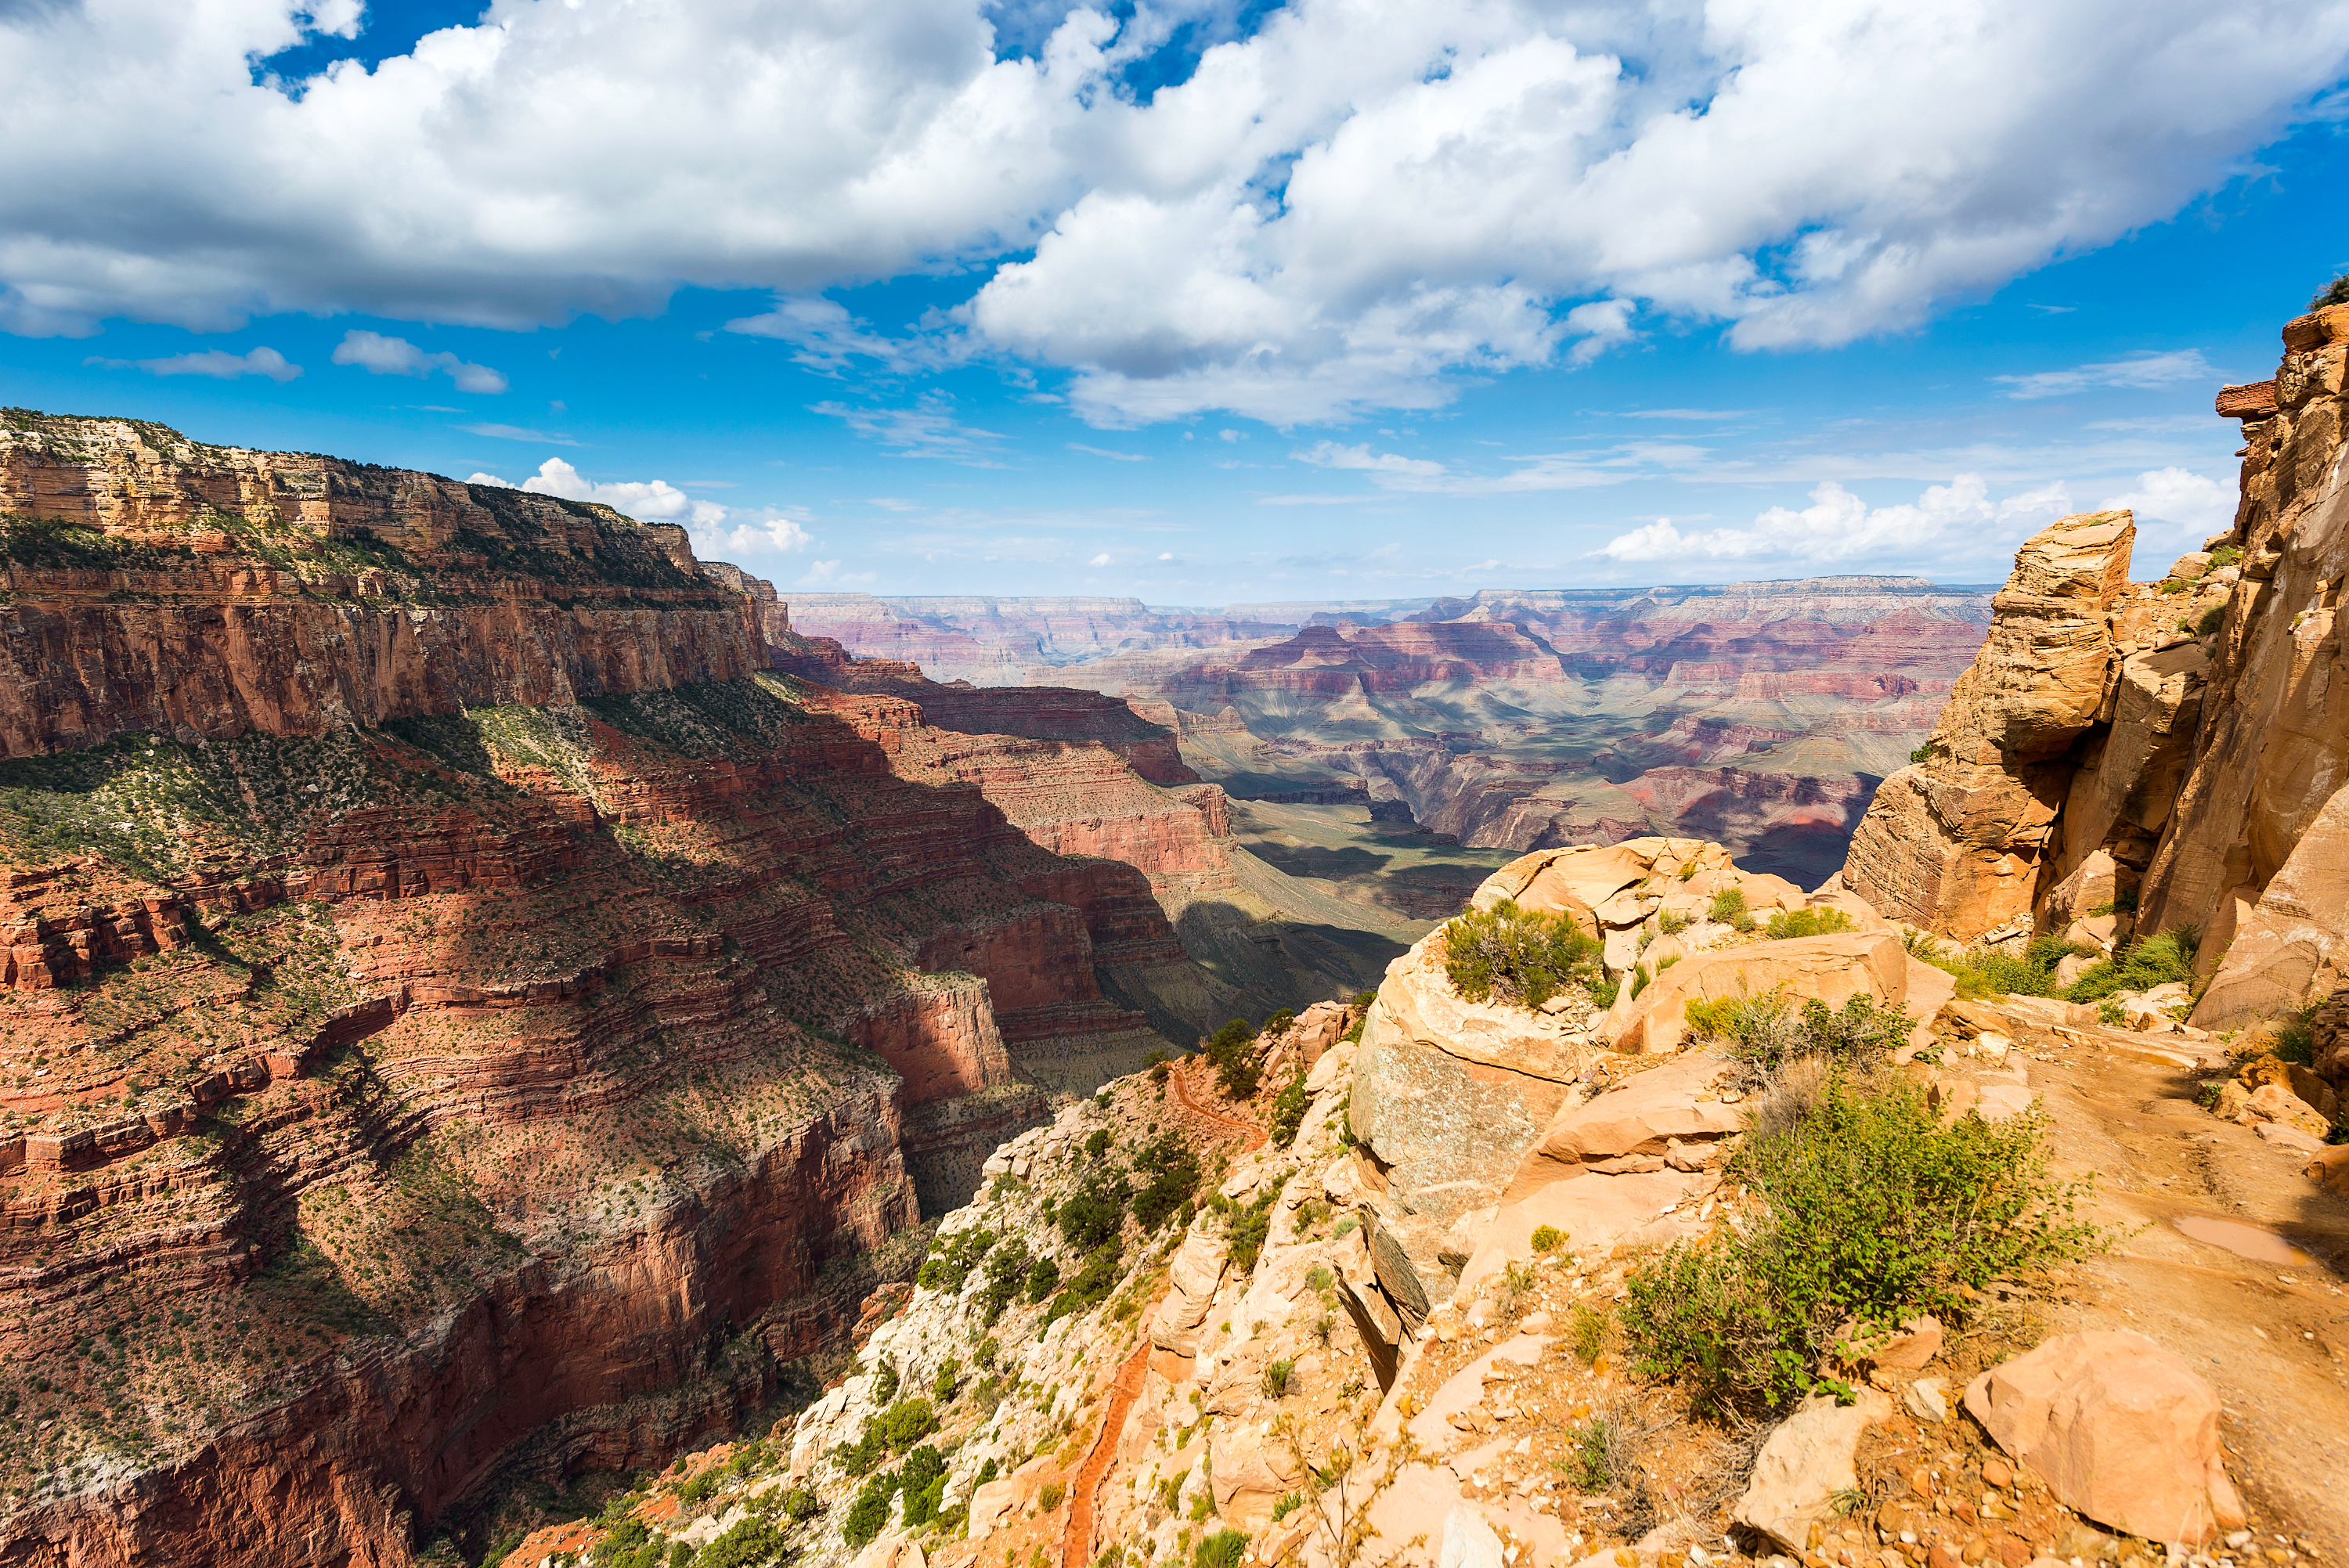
left=785, top=594, right=1288, bottom=687
left=0, top=410, right=1250, bottom=1566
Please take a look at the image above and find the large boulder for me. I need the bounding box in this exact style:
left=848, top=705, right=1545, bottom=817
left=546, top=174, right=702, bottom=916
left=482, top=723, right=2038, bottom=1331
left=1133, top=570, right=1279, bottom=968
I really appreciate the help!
left=1964, top=1330, right=2246, bottom=1545
left=1149, top=1233, right=1229, bottom=1356
left=1514, top=1050, right=1742, bottom=1168
left=1611, top=931, right=1953, bottom=1054
left=1733, top=1388, right=1896, bottom=1552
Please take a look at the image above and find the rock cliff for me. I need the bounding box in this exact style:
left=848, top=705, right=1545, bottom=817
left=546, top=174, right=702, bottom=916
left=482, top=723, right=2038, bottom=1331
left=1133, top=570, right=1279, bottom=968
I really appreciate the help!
left=1838, top=303, right=2349, bottom=1040
left=0, top=411, right=1286, bottom=1566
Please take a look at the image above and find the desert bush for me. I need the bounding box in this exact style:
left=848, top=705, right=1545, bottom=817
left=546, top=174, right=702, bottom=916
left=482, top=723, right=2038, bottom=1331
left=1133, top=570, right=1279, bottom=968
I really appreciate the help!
left=1024, top=1256, right=1061, bottom=1303
left=1683, top=991, right=1911, bottom=1072
left=1914, top=932, right=2086, bottom=1000
left=1764, top=907, right=1853, bottom=940
left=2313, top=269, right=2349, bottom=309
left=1040, top=1481, right=1066, bottom=1511
left=1568, top=1303, right=1611, bottom=1365
left=1708, top=886, right=1755, bottom=931
left=900, top=1444, right=947, bottom=1527
left=915, top=1227, right=995, bottom=1293
left=2061, top=928, right=2197, bottom=1003
left=978, top=1241, right=1030, bottom=1326
left=1045, top=1240, right=1125, bottom=1324
left=1622, top=1069, right=2101, bottom=1414
left=1261, top=1358, right=1294, bottom=1398
left=696, top=1518, right=790, bottom=1568
left=1225, top=1189, right=1277, bottom=1274
left=1130, top=1134, right=1202, bottom=1232
left=1658, top=908, right=1691, bottom=935
left=1058, top=1175, right=1128, bottom=1252
left=1442, top=898, right=1604, bottom=1010
left=1268, top=1069, right=1310, bottom=1145
left=1195, top=1530, right=1249, bottom=1568
left=1204, top=1018, right=1265, bottom=1099
left=1530, top=1224, right=1563, bottom=1253
left=843, top=1470, right=899, bottom=1548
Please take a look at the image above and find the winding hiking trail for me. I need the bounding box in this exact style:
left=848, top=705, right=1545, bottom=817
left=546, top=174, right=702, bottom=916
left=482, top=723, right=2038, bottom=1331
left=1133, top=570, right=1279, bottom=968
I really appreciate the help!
left=1061, top=1061, right=1267, bottom=1566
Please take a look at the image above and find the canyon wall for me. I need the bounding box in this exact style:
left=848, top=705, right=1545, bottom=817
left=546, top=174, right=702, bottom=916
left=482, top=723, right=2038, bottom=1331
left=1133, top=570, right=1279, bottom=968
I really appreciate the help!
left=783, top=595, right=1292, bottom=686
left=0, top=411, right=1285, bottom=1565
left=1040, top=579, right=1991, bottom=887
left=0, top=413, right=765, bottom=756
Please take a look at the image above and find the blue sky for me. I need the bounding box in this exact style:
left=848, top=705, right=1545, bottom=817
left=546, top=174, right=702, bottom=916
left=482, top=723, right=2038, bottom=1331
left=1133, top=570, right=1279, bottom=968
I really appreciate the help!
left=3, top=0, right=2347, bottom=604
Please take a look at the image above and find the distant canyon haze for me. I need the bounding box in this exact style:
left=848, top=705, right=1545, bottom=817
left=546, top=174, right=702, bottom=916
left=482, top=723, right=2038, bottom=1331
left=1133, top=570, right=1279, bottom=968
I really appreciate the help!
left=788, top=579, right=1997, bottom=894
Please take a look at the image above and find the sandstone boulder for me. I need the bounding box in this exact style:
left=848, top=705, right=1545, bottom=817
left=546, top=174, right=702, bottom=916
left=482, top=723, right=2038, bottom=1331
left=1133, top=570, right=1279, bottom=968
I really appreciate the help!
left=1964, top=1330, right=2246, bottom=1544
left=1733, top=1387, right=1896, bottom=1552
left=1208, top=1422, right=1306, bottom=1512
left=2244, top=1083, right=2331, bottom=1141
left=1517, top=1050, right=1741, bottom=1167
left=1612, top=932, right=1951, bottom=1054
left=1456, top=1165, right=1717, bottom=1297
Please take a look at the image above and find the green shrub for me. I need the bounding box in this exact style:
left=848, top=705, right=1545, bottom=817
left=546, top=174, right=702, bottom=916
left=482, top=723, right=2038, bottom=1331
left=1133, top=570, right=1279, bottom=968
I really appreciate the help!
left=1196, top=1530, right=1250, bottom=1568
left=1530, top=1224, right=1563, bottom=1253
left=1629, top=963, right=1651, bottom=1000
left=1264, top=1008, right=1296, bottom=1036
left=1685, top=991, right=1912, bottom=1070
left=1261, top=1357, right=1294, bottom=1398
left=696, top=1518, right=790, bottom=1568
left=1268, top=1069, right=1310, bottom=1146
left=900, top=1445, right=947, bottom=1527
left=1442, top=898, right=1604, bottom=1010
left=1040, top=1481, right=1066, bottom=1511
left=932, top=1356, right=962, bottom=1403
left=2208, top=543, right=2243, bottom=570
left=1024, top=1256, right=1062, bottom=1303
left=978, top=1240, right=1030, bottom=1325
left=843, top=1471, right=899, bottom=1548
left=1046, top=1240, right=1126, bottom=1324
left=2061, top=929, right=2197, bottom=1003
left=1658, top=908, right=1691, bottom=935
left=915, top=1227, right=995, bottom=1293
left=1709, top=886, right=1755, bottom=931
left=677, top=1472, right=720, bottom=1505
left=1272, top=1491, right=1304, bottom=1521
left=1568, top=1303, right=1610, bottom=1364
left=1130, top=1134, right=1202, bottom=1232
left=1765, top=907, right=1854, bottom=940
left=1566, top=1415, right=1617, bottom=1490
left=871, top=1398, right=938, bottom=1452
left=1204, top=1018, right=1265, bottom=1099
left=1909, top=744, right=1932, bottom=764
left=870, top=1357, right=900, bottom=1408
left=1914, top=932, right=2086, bottom=1000
left=1058, top=1175, right=1129, bottom=1252
left=1622, top=1069, right=2101, bottom=1414
left=1084, top=1129, right=1113, bottom=1160
left=2196, top=602, right=2227, bottom=636
left=2313, top=269, right=2349, bottom=309
left=1225, top=1189, right=1277, bottom=1274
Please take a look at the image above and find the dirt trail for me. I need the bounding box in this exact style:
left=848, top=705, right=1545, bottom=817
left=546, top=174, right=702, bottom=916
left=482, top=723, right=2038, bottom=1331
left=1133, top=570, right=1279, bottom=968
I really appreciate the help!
left=1058, top=1062, right=1265, bottom=1565
left=1167, top=1058, right=1268, bottom=1151
left=1062, top=1332, right=1154, bottom=1567
left=2019, top=1035, right=2349, bottom=1555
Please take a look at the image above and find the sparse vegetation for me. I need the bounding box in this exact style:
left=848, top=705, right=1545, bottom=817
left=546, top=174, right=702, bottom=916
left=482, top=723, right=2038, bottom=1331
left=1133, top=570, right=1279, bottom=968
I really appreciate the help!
left=1622, top=1069, right=2102, bottom=1414
left=1442, top=898, right=1604, bottom=1010
left=1764, top=906, right=1853, bottom=940
left=2060, top=928, right=2197, bottom=1003
left=1683, top=991, right=1914, bottom=1073
left=2311, top=269, right=2349, bottom=309
left=1708, top=886, right=1756, bottom=932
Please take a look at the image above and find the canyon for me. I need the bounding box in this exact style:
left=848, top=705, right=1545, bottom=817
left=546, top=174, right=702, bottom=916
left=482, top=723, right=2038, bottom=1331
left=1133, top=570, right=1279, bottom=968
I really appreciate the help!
left=794, top=579, right=1995, bottom=893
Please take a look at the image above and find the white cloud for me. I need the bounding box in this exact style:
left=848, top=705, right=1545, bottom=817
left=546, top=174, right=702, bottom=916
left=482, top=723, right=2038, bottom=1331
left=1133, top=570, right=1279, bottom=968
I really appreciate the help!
left=1994, top=349, right=2217, bottom=400
left=813, top=395, right=1008, bottom=464
left=799, top=558, right=878, bottom=586
left=1596, top=475, right=2072, bottom=565
left=332, top=331, right=507, bottom=392
left=474, top=456, right=731, bottom=528
left=2098, top=466, right=2235, bottom=555
left=1293, top=436, right=1705, bottom=496
left=1069, top=442, right=1147, bottom=461
left=1088, top=551, right=1112, bottom=565
left=1, top=0, right=2342, bottom=421
left=87, top=345, right=301, bottom=382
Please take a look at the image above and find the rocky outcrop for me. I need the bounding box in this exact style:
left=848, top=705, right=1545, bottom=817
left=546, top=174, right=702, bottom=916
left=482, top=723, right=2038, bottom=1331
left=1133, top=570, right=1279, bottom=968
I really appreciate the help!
left=1841, top=510, right=2138, bottom=938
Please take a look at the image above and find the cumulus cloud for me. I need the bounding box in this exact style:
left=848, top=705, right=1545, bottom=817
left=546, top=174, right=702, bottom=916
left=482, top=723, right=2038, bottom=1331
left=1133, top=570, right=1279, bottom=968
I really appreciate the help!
left=470, top=457, right=731, bottom=528
left=2, top=0, right=2344, bottom=420
left=2099, top=466, right=2235, bottom=558
left=86, top=345, right=301, bottom=382
left=1994, top=349, right=2217, bottom=400
left=1596, top=475, right=2072, bottom=565
left=332, top=331, right=507, bottom=393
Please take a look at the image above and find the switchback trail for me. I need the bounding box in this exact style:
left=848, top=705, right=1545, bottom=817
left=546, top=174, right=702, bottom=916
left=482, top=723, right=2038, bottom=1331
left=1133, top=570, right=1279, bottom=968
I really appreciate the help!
left=1167, top=1058, right=1268, bottom=1152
